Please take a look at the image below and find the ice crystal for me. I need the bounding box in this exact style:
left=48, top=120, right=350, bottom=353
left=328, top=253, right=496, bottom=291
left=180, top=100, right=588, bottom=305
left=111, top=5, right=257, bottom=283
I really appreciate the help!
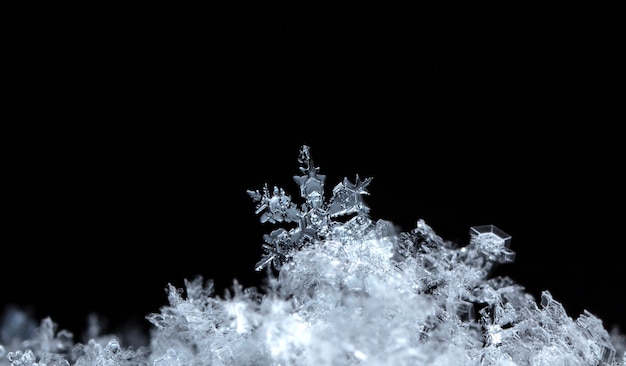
left=1, top=145, right=624, bottom=365
left=246, top=145, right=373, bottom=272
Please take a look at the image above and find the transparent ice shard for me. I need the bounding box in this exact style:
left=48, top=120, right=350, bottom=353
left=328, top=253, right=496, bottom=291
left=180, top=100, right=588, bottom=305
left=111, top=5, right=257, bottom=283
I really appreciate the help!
left=540, top=290, right=570, bottom=324
left=575, top=310, right=617, bottom=364
left=469, top=225, right=515, bottom=264
left=462, top=224, right=517, bottom=278
left=247, top=184, right=300, bottom=224
left=327, top=175, right=372, bottom=218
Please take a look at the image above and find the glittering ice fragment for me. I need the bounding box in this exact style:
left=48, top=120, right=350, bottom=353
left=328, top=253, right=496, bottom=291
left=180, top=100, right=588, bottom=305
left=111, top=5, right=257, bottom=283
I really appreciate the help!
left=293, top=145, right=326, bottom=208
left=469, top=283, right=501, bottom=305
left=469, top=225, right=515, bottom=264
left=470, top=225, right=511, bottom=247
left=448, top=299, right=475, bottom=322
left=540, top=291, right=570, bottom=325
left=394, top=219, right=449, bottom=260
left=7, top=349, right=37, bottom=365
left=246, top=184, right=300, bottom=224
left=575, top=310, right=616, bottom=364
left=327, top=175, right=372, bottom=218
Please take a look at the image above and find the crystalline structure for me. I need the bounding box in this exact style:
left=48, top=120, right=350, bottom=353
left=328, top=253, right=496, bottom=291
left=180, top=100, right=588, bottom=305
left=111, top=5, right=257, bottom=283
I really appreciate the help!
left=466, top=224, right=516, bottom=277
left=469, top=225, right=514, bottom=263
left=1, top=144, right=624, bottom=365
left=241, top=145, right=625, bottom=365
left=247, top=145, right=373, bottom=272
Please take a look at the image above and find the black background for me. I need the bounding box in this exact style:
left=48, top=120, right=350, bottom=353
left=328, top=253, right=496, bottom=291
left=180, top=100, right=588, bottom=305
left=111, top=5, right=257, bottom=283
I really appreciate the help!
left=4, top=9, right=624, bottom=341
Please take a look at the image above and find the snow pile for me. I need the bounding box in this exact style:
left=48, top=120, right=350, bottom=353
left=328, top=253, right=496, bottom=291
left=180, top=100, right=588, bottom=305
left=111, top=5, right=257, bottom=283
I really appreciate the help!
left=1, top=145, right=624, bottom=365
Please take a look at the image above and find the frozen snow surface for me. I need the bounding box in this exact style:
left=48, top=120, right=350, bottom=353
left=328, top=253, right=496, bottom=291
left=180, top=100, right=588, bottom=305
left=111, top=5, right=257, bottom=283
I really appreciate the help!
left=1, top=145, right=624, bottom=365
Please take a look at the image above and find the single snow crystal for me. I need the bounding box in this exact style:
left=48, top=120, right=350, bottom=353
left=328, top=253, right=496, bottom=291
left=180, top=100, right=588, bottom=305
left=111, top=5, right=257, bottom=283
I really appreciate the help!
left=469, top=224, right=515, bottom=264
left=247, top=145, right=373, bottom=271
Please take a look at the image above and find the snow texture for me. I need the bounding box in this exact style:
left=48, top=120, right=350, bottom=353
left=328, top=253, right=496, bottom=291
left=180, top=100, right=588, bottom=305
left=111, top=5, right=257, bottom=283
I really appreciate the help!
left=1, top=145, right=624, bottom=365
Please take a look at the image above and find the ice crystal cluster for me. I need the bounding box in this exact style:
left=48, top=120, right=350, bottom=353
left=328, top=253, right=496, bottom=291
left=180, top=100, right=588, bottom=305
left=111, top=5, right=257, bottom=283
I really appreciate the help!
left=1, top=145, right=625, bottom=365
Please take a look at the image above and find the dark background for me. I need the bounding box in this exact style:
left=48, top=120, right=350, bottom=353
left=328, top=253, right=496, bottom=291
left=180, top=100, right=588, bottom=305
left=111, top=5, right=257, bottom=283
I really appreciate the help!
left=4, top=9, right=624, bottom=341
